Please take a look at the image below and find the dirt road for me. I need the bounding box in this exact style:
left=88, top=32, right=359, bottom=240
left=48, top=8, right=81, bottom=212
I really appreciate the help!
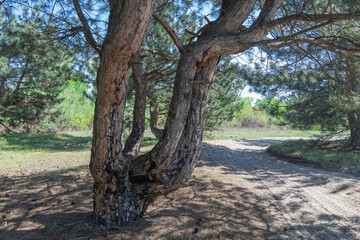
left=199, top=138, right=360, bottom=240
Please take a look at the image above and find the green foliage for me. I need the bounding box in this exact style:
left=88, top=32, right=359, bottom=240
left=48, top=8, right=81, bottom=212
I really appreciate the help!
left=284, top=93, right=348, bottom=131
left=0, top=137, right=6, bottom=144
left=0, top=106, right=8, bottom=142
left=0, top=131, right=92, bottom=153
left=204, top=128, right=320, bottom=140
left=268, top=140, right=360, bottom=174
left=243, top=0, right=360, bottom=134
left=255, top=98, right=287, bottom=125
left=0, top=131, right=91, bottom=172
left=245, top=50, right=359, bottom=132
left=205, top=56, right=244, bottom=130
left=233, top=105, right=269, bottom=128
left=0, top=8, right=75, bottom=132
left=3, top=0, right=358, bottom=138
left=56, top=80, right=95, bottom=130
left=225, top=98, right=270, bottom=128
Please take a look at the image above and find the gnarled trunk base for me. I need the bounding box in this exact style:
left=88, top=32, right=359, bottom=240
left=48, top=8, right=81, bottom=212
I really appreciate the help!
left=93, top=179, right=150, bottom=225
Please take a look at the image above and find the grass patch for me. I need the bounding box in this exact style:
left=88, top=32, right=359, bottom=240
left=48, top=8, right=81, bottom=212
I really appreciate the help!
left=204, top=128, right=320, bottom=140
left=0, top=131, right=92, bottom=153
left=139, top=128, right=321, bottom=153
left=268, top=140, right=360, bottom=175
left=0, top=131, right=92, bottom=172
left=141, top=137, right=158, bottom=147
left=0, top=128, right=326, bottom=174
left=0, top=151, right=90, bottom=172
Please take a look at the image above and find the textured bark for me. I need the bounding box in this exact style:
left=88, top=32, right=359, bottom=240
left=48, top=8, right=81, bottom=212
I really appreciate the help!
left=123, top=54, right=147, bottom=157
left=348, top=112, right=360, bottom=148
left=127, top=0, right=283, bottom=198
left=89, top=0, right=155, bottom=226
left=345, top=57, right=360, bottom=148
left=89, top=0, right=284, bottom=226
left=148, top=90, right=163, bottom=140
left=129, top=52, right=219, bottom=198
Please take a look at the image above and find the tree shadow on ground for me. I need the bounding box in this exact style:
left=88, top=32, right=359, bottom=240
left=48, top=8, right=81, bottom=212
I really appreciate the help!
left=0, top=133, right=92, bottom=152
left=200, top=140, right=360, bottom=182
left=1, top=139, right=359, bottom=239
left=0, top=163, right=284, bottom=240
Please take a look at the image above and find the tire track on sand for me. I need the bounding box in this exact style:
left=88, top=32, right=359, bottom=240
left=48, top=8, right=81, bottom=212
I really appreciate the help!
left=199, top=138, right=360, bottom=240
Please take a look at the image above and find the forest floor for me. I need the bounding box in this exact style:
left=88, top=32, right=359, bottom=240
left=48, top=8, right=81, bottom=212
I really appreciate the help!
left=0, top=150, right=279, bottom=239
left=1, top=136, right=359, bottom=239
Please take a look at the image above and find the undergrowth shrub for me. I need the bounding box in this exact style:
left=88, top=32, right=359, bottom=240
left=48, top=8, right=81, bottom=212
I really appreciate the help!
left=231, top=105, right=268, bottom=128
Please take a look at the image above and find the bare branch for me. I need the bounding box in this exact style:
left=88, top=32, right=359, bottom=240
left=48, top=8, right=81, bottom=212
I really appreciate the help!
left=204, top=15, right=211, bottom=24
left=153, top=12, right=184, bottom=51
left=211, top=85, right=221, bottom=94
left=72, top=0, right=101, bottom=54
left=250, top=0, right=282, bottom=29
left=54, top=26, right=84, bottom=41
left=140, top=46, right=178, bottom=61
left=185, top=29, right=200, bottom=37
left=12, top=59, right=29, bottom=99
left=0, top=121, right=15, bottom=133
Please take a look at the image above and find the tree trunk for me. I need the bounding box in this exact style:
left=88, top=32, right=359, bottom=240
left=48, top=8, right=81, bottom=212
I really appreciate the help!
left=346, top=57, right=360, bottom=148
left=148, top=89, right=163, bottom=139
left=123, top=54, right=147, bottom=157
left=90, top=0, right=155, bottom=226
left=129, top=49, right=220, bottom=197
left=348, top=112, right=360, bottom=148
left=90, top=0, right=282, bottom=226
left=93, top=41, right=218, bottom=225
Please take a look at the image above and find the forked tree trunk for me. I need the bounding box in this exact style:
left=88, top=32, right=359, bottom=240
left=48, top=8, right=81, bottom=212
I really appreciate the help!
left=90, top=0, right=282, bottom=226
left=93, top=44, right=218, bottom=225
left=130, top=53, right=220, bottom=188
left=348, top=112, right=360, bottom=148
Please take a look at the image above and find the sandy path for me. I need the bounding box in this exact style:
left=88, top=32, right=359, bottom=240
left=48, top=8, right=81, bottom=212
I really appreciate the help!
left=199, top=138, right=360, bottom=240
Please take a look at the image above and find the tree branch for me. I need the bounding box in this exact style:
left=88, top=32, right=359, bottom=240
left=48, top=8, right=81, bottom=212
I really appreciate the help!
left=12, top=59, right=29, bottom=99
left=140, top=46, right=178, bottom=61
left=192, top=3, right=359, bottom=58
left=72, top=0, right=101, bottom=54
left=266, top=13, right=360, bottom=30
left=211, top=85, right=221, bottom=94
left=252, top=36, right=360, bottom=54
left=0, top=121, right=15, bottom=133
left=251, top=0, right=282, bottom=28
left=152, top=12, right=184, bottom=51
left=123, top=54, right=147, bottom=157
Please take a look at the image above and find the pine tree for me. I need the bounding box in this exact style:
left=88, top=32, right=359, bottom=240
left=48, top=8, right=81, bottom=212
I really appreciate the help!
left=0, top=8, right=75, bottom=132
left=3, top=0, right=359, bottom=225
